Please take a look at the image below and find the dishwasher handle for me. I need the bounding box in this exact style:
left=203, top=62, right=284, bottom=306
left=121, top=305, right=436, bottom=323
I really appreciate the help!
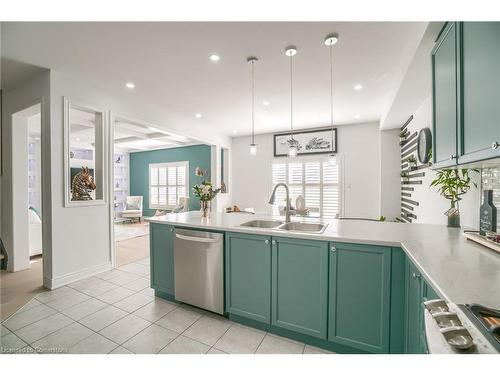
left=175, top=233, right=221, bottom=244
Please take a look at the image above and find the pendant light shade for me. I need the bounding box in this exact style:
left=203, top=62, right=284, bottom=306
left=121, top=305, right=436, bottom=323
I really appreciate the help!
left=247, top=56, right=259, bottom=155
left=325, top=33, right=338, bottom=164
left=285, top=46, right=297, bottom=158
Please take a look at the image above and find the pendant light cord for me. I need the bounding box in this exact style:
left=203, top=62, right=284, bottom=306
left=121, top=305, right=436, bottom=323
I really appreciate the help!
left=290, top=53, right=294, bottom=141
left=251, top=60, right=255, bottom=145
left=329, top=42, right=334, bottom=148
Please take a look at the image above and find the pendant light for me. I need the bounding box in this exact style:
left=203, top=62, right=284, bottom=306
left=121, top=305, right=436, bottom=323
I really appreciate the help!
left=285, top=46, right=297, bottom=158
left=325, top=33, right=338, bottom=165
left=247, top=56, right=259, bottom=155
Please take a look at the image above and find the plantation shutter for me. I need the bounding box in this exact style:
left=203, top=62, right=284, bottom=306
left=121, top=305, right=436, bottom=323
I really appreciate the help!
left=271, top=158, right=340, bottom=219
left=149, top=161, right=189, bottom=209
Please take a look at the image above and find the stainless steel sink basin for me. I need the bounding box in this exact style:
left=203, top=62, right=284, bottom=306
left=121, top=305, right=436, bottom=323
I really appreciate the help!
left=278, top=222, right=328, bottom=233
left=240, top=220, right=284, bottom=229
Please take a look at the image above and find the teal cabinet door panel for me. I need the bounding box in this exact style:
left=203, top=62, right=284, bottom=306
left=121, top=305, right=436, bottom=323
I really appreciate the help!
left=405, top=260, right=421, bottom=354
left=432, top=22, right=458, bottom=168
left=328, top=243, right=392, bottom=353
left=225, top=232, right=271, bottom=323
left=272, top=237, right=328, bottom=339
left=390, top=248, right=407, bottom=354
left=149, top=223, right=175, bottom=295
left=459, top=22, right=500, bottom=163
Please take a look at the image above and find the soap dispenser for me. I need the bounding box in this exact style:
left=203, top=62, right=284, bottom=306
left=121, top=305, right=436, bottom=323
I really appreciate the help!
left=479, top=190, right=497, bottom=235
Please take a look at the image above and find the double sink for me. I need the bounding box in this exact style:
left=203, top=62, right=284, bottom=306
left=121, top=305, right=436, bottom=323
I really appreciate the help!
left=239, top=219, right=328, bottom=234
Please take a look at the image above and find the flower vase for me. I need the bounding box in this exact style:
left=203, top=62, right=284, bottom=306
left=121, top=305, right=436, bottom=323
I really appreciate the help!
left=200, top=200, right=210, bottom=218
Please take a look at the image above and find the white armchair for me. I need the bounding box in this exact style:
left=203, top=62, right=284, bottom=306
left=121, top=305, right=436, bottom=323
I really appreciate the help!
left=122, top=196, right=143, bottom=222
left=172, top=197, right=189, bottom=213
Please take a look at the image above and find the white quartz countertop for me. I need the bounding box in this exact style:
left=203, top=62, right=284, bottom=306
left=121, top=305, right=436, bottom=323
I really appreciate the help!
left=146, top=211, right=500, bottom=309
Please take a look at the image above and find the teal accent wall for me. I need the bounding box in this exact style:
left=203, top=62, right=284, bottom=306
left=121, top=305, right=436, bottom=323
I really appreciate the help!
left=129, top=144, right=211, bottom=216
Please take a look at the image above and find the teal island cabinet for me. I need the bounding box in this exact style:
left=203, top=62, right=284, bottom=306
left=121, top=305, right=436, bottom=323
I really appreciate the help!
left=271, top=237, right=329, bottom=339
left=152, top=227, right=441, bottom=354
left=328, top=242, right=392, bottom=353
left=149, top=223, right=175, bottom=300
left=225, top=232, right=272, bottom=324
left=224, top=232, right=421, bottom=354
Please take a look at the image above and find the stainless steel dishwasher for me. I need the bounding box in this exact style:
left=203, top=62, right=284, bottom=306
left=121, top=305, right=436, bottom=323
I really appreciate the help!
left=173, top=228, right=224, bottom=315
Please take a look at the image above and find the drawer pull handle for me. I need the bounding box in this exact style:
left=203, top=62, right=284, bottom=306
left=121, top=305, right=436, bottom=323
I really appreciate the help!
left=449, top=154, right=456, bottom=160
left=492, top=142, right=499, bottom=150
left=264, top=239, right=270, bottom=245
left=413, top=272, right=421, bottom=279
left=272, top=240, right=277, bottom=245
left=330, top=246, right=337, bottom=253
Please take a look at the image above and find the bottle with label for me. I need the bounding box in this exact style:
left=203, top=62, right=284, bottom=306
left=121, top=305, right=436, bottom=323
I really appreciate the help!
left=479, top=190, right=497, bottom=236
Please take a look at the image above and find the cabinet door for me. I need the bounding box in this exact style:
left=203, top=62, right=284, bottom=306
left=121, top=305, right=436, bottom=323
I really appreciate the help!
left=459, top=22, right=500, bottom=163
left=432, top=22, right=459, bottom=167
left=405, top=261, right=422, bottom=354
left=149, top=223, right=175, bottom=295
left=272, top=237, right=328, bottom=339
left=225, top=232, right=271, bottom=323
left=328, top=243, right=392, bottom=353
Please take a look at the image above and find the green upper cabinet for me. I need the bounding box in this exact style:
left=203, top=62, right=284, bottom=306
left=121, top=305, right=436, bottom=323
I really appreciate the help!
left=328, top=242, right=392, bottom=353
left=149, top=223, right=175, bottom=296
left=271, top=237, right=328, bottom=339
left=225, top=232, right=271, bottom=324
left=432, top=22, right=459, bottom=168
left=432, top=21, right=500, bottom=168
left=458, top=22, right=500, bottom=163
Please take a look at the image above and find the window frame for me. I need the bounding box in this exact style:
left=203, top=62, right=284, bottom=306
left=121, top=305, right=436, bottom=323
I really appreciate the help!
left=148, top=161, right=189, bottom=210
left=271, top=157, right=342, bottom=219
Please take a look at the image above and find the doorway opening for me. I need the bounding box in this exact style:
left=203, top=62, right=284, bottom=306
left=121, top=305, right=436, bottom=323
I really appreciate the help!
left=0, top=103, right=44, bottom=321
left=110, top=116, right=212, bottom=269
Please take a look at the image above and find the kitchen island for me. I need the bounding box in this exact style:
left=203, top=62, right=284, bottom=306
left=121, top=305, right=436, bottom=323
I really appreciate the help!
left=146, top=211, right=500, bottom=354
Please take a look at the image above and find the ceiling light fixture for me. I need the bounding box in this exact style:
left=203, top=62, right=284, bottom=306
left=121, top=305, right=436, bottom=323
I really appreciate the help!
left=354, top=84, right=363, bottom=91
left=125, top=82, right=135, bottom=89
left=247, top=56, right=259, bottom=155
left=210, top=54, right=220, bottom=62
left=263, top=100, right=270, bottom=106
left=195, top=113, right=202, bottom=118
left=354, top=114, right=361, bottom=119
left=285, top=46, right=298, bottom=158
left=325, top=33, right=339, bottom=166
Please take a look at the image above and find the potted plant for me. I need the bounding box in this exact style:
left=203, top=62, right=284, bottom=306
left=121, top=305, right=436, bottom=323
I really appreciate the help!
left=401, top=171, right=410, bottom=183
left=407, top=155, right=417, bottom=170
left=192, top=167, right=221, bottom=218
left=399, top=130, right=407, bottom=146
left=430, top=168, right=479, bottom=227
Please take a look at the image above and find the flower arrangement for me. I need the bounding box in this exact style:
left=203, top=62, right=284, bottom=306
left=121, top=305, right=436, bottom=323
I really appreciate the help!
left=192, top=167, right=221, bottom=217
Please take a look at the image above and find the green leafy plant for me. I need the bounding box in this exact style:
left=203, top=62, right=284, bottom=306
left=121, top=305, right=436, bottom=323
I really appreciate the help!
left=430, top=169, right=479, bottom=211
left=378, top=216, right=386, bottom=222
left=407, top=155, right=417, bottom=164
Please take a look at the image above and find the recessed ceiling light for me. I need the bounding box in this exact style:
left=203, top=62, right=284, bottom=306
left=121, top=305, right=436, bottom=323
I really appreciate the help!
left=263, top=101, right=270, bottom=106
left=209, top=54, right=220, bottom=62
left=125, top=82, right=135, bottom=89
left=195, top=113, right=202, bottom=118
left=354, top=84, right=363, bottom=91
left=232, top=130, right=238, bottom=135
left=76, top=137, right=81, bottom=141
left=354, top=114, right=360, bottom=119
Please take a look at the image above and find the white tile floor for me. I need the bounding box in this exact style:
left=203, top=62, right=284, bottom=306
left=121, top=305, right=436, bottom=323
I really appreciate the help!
left=0, top=257, right=334, bottom=354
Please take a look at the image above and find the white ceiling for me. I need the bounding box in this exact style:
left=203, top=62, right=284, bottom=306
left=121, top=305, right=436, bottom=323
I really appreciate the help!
left=113, top=119, right=200, bottom=152
left=2, top=22, right=432, bottom=137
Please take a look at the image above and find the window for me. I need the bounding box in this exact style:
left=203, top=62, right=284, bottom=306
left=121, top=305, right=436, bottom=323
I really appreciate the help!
left=271, top=159, right=340, bottom=219
left=149, top=161, right=188, bottom=209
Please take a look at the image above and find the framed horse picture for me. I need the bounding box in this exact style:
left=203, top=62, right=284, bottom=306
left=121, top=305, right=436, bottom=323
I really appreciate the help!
left=273, top=128, right=337, bottom=157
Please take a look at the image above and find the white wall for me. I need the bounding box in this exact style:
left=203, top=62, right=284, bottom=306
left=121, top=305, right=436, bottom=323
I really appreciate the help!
left=405, top=96, right=480, bottom=228
left=1, top=71, right=52, bottom=275
left=379, top=129, right=401, bottom=219
left=231, top=122, right=382, bottom=219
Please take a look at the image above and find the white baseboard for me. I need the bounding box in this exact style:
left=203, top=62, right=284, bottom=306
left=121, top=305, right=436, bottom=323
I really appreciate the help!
left=44, top=262, right=112, bottom=290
